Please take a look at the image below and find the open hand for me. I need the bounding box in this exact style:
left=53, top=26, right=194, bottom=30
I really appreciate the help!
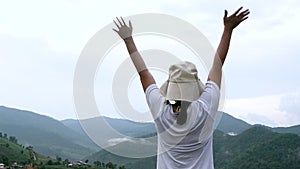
left=113, top=17, right=133, bottom=40
left=224, top=7, right=250, bottom=30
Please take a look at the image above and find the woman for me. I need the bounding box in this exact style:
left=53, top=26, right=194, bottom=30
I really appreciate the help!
left=113, top=7, right=250, bottom=169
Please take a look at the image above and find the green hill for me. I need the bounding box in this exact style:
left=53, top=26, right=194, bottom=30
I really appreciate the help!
left=1, top=133, right=121, bottom=169
left=0, top=135, right=56, bottom=167
left=272, top=125, right=300, bottom=135
left=213, top=126, right=279, bottom=168
left=0, top=136, right=30, bottom=165
left=0, top=106, right=100, bottom=160
left=219, top=131, right=300, bottom=169
left=86, top=147, right=156, bottom=169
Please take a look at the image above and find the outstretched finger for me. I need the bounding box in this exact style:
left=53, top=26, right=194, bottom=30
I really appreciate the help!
left=116, top=17, right=123, bottom=26
left=243, top=10, right=250, bottom=17
left=113, top=20, right=120, bottom=29
left=224, top=10, right=228, bottom=18
left=238, top=9, right=250, bottom=17
left=233, top=6, right=243, bottom=16
left=129, top=20, right=133, bottom=29
left=240, top=16, right=249, bottom=22
left=112, top=28, right=118, bottom=33
left=121, top=17, right=127, bottom=26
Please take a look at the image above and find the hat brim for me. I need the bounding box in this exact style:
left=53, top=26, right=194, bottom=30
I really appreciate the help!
left=160, top=80, right=204, bottom=102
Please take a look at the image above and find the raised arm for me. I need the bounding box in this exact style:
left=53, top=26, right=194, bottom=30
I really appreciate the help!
left=113, top=17, right=155, bottom=91
left=208, top=7, right=250, bottom=87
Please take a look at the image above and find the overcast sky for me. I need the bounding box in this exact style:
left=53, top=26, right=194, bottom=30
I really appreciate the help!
left=0, top=0, right=299, bottom=127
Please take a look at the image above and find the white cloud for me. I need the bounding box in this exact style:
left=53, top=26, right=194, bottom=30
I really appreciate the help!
left=279, top=89, right=300, bottom=125
left=224, top=91, right=300, bottom=127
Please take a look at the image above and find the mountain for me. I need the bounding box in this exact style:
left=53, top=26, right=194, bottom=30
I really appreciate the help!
left=213, top=126, right=279, bottom=168
left=215, top=126, right=300, bottom=169
left=87, top=126, right=300, bottom=169
left=216, top=113, right=300, bottom=136
left=1, top=105, right=300, bottom=165
left=216, top=112, right=252, bottom=134
left=85, top=140, right=157, bottom=169
left=62, top=113, right=251, bottom=138
left=0, top=106, right=100, bottom=160
left=272, top=125, right=300, bottom=135
left=62, top=117, right=156, bottom=138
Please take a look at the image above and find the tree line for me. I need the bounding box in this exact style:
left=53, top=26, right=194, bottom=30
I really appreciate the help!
left=0, top=132, right=18, bottom=144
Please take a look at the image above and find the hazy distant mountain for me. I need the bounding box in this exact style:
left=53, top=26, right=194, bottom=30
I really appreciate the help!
left=217, top=113, right=252, bottom=134
left=216, top=112, right=252, bottom=134
left=271, top=125, right=300, bottom=135
left=62, top=117, right=156, bottom=138
left=217, top=113, right=300, bottom=136
left=0, top=106, right=100, bottom=160
left=62, top=112, right=252, bottom=139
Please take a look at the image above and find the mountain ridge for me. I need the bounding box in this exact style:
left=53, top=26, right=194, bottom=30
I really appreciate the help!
left=1, top=105, right=300, bottom=163
left=0, top=106, right=100, bottom=160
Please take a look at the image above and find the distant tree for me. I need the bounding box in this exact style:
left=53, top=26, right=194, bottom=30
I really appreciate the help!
left=106, top=162, right=116, bottom=169
left=9, top=136, right=18, bottom=144
left=14, top=136, right=18, bottom=144
left=5, top=143, right=9, bottom=148
left=0, top=132, right=2, bottom=137
left=0, top=155, right=9, bottom=166
left=85, top=159, right=89, bottom=164
left=26, top=146, right=33, bottom=150
left=119, top=165, right=126, bottom=169
left=39, top=165, right=46, bottom=169
left=46, top=160, right=53, bottom=165
left=9, top=136, right=13, bottom=142
left=29, top=151, right=35, bottom=167
left=3, top=133, right=7, bottom=139
left=63, top=159, right=69, bottom=165
left=94, top=161, right=101, bottom=166
left=20, top=150, right=24, bottom=154
left=56, top=155, right=62, bottom=164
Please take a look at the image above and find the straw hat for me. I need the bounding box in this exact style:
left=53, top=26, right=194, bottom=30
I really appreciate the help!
left=160, top=61, right=205, bottom=102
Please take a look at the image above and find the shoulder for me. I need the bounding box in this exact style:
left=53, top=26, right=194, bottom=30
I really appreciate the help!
left=145, top=84, right=159, bottom=96
left=145, top=84, right=163, bottom=102
left=205, top=81, right=220, bottom=92
left=145, top=84, right=166, bottom=119
left=197, top=80, right=220, bottom=112
left=201, top=80, right=220, bottom=99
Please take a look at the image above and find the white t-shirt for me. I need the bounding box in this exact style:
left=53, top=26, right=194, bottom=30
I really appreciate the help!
left=145, top=81, right=220, bottom=169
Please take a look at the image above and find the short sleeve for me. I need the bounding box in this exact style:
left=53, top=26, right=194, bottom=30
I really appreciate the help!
left=198, top=81, right=220, bottom=119
left=145, top=84, right=165, bottom=120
